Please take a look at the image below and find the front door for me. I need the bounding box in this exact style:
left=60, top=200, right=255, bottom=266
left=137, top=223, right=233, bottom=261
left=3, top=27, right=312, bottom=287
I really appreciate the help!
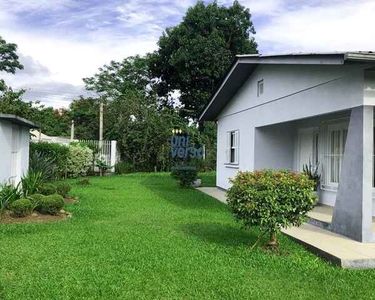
left=298, top=128, right=318, bottom=172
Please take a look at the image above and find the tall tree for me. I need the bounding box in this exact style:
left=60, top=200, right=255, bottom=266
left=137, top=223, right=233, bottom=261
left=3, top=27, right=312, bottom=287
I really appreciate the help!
left=149, top=0, right=258, bottom=119
left=0, top=35, right=23, bottom=74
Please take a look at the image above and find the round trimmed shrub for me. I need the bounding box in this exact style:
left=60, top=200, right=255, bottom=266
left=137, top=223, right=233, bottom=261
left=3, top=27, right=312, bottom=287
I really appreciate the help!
left=37, top=194, right=64, bottom=215
left=9, top=199, right=33, bottom=217
left=56, top=182, right=71, bottom=198
left=28, top=194, right=45, bottom=206
left=38, top=184, right=57, bottom=196
left=171, top=166, right=198, bottom=188
left=227, top=170, right=315, bottom=247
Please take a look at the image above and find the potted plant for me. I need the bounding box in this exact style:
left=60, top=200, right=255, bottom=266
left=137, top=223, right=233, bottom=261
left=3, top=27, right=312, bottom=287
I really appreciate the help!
left=302, top=161, right=321, bottom=205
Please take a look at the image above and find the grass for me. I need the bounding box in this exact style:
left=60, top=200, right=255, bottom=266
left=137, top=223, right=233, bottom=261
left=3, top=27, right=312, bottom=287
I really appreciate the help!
left=199, top=171, right=216, bottom=187
left=1, top=173, right=375, bottom=299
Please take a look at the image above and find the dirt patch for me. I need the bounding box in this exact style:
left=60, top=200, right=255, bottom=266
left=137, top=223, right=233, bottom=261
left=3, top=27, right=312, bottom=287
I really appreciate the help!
left=0, top=210, right=71, bottom=224
left=64, top=197, right=78, bottom=204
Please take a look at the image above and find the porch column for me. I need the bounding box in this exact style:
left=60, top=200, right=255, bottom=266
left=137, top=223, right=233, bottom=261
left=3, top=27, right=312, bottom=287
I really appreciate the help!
left=331, top=106, right=374, bottom=243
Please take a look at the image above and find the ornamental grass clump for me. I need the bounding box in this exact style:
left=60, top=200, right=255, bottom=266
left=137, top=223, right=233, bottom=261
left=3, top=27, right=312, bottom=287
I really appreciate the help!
left=227, top=170, right=316, bottom=249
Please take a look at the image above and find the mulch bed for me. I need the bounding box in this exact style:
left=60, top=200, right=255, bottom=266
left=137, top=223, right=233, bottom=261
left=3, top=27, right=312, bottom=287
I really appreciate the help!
left=0, top=197, right=77, bottom=224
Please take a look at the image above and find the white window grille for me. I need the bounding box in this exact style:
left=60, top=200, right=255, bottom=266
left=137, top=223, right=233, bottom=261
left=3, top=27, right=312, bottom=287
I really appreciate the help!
left=321, top=121, right=348, bottom=189
left=226, top=130, right=239, bottom=164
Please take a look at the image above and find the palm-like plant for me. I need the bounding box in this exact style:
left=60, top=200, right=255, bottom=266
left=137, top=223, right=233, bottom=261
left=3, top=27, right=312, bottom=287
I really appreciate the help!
left=302, top=160, right=321, bottom=191
left=29, top=150, right=57, bottom=181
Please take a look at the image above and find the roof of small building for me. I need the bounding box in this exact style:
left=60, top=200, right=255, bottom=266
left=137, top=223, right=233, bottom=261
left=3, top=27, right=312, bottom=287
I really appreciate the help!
left=0, top=114, right=39, bottom=128
left=199, top=51, right=375, bottom=121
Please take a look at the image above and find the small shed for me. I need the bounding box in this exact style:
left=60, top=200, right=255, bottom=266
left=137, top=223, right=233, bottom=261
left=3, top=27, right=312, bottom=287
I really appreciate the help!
left=0, top=114, right=39, bottom=185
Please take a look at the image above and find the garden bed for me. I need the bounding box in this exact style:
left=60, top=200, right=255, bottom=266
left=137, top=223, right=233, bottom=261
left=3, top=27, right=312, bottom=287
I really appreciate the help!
left=0, top=209, right=70, bottom=224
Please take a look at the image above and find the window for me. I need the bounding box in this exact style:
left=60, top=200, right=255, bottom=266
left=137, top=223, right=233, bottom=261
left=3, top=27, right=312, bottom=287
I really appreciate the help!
left=10, top=125, right=20, bottom=184
left=226, top=130, right=239, bottom=164
left=324, top=122, right=348, bottom=186
left=257, top=79, right=264, bottom=97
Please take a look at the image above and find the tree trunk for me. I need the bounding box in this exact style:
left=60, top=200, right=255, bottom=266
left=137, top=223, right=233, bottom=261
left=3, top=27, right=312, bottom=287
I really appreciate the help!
left=267, top=231, right=278, bottom=246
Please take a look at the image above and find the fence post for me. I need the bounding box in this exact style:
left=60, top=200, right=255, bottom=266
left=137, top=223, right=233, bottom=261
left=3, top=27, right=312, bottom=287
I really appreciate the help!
left=110, top=140, right=117, bottom=173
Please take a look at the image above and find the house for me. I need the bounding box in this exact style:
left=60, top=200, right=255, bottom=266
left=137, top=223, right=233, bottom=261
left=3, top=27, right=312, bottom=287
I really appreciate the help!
left=199, top=52, right=375, bottom=243
left=0, top=114, right=39, bottom=185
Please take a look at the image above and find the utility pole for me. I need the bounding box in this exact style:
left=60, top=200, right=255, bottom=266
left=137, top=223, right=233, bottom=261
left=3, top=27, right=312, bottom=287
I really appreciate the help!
left=70, top=120, right=75, bottom=142
left=99, top=99, right=104, bottom=148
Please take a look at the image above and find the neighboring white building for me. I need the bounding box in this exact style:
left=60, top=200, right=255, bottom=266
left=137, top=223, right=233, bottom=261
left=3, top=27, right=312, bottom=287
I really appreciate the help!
left=0, top=114, right=38, bottom=185
left=199, top=52, right=375, bottom=243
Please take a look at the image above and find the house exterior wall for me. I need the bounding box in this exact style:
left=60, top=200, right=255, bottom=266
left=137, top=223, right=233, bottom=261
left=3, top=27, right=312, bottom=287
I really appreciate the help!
left=216, top=64, right=371, bottom=190
left=0, top=120, right=31, bottom=185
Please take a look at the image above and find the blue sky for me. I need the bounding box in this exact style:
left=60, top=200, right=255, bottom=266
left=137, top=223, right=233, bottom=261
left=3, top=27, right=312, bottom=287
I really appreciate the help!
left=0, top=0, right=374, bottom=108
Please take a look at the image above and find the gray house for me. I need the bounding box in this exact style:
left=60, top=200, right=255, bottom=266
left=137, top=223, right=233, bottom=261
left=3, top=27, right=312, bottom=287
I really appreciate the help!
left=199, top=52, right=375, bottom=243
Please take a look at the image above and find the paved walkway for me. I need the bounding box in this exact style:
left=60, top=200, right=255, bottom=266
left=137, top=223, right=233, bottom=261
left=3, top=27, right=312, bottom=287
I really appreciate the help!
left=197, top=187, right=375, bottom=269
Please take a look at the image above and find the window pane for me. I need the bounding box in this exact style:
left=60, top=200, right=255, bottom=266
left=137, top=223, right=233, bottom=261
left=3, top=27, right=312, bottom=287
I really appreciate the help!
left=230, top=149, right=235, bottom=163
left=230, top=132, right=235, bottom=148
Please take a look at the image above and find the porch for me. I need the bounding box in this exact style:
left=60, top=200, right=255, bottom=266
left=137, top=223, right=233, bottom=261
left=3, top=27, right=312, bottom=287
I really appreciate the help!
left=254, top=106, right=375, bottom=243
left=197, top=187, right=375, bottom=269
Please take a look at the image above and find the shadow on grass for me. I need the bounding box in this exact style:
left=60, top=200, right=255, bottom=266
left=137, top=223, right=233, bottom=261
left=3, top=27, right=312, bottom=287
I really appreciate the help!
left=140, top=176, right=226, bottom=210
left=182, top=222, right=258, bottom=247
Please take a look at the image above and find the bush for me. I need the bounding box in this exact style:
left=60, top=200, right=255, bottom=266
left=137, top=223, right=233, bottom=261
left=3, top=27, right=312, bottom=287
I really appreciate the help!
left=28, top=194, right=45, bottom=206
left=56, top=182, right=71, bottom=198
left=171, top=166, right=198, bottom=188
left=29, top=150, right=57, bottom=181
left=21, top=170, right=44, bottom=197
left=30, top=142, right=69, bottom=178
left=77, top=178, right=90, bottom=185
left=0, top=182, right=21, bottom=213
left=9, top=198, right=33, bottom=217
left=66, top=144, right=93, bottom=177
left=38, top=183, right=57, bottom=196
left=115, top=161, right=134, bottom=174
left=227, top=170, right=315, bottom=247
left=37, top=194, right=64, bottom=215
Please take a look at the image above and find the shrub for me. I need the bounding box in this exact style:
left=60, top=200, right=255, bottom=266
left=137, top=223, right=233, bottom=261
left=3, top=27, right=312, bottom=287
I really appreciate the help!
left=171, top=166, right=198, bottom=188
left=28, top=194, right=45, bottom=206
left=0, top=182, right=21, bottom=213
left=9, top=198, right=33, bottom=217
left=21, top=170, right=44, bottom=197
left=30, top=142, right=69, bottom=178
left=29, top=150, right=57, bottom=181
left=115, top=161, right=134, bottom=174
left=56, top=182, right=71, bottom=198
left=303, top=160, right=321, bottom=191
left=66, top=144, right=93, bottom=177
left=37, top=194, right=64, bottom=215
left=227, top=170, right=315, bottom=247
left=38, top=183, right=57, bottom=196
left=77, top=178, right=90, bottom=185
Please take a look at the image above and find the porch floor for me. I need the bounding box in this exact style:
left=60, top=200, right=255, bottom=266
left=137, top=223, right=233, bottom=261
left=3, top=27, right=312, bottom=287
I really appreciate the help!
left=197, top=187, right=375, bottom=269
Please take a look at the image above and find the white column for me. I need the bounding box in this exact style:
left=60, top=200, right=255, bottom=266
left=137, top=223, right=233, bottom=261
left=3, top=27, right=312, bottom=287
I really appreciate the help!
left=331, top=106, right=374, bottom=243
left=110, top=140, right=117, bottom=173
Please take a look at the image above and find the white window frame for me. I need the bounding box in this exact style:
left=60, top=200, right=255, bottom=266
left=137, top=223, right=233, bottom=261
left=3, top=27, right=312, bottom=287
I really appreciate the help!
left=225, top=130, right=239, bottom=165
left=257, top=79, right=264, bottom=97
left=323, top=122, right=348, bottom=189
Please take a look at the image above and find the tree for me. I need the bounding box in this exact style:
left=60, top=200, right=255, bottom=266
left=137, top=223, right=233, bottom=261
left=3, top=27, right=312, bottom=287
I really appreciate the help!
left=0, top=35, right=23, bottom=74
left=149, top=0, right=258, bottom=119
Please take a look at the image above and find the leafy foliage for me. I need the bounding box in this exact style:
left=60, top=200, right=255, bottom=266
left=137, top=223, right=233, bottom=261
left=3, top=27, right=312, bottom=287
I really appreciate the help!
left=171, top=166, right=198, bottom=188
left=30, top=142, right=69, bottom=178
left=66, top=144, right=93, bottom=177
left=0, top=35, right=23, bottom=73
left=77, top=178, right=90, bottom=185
left=37, top=194, right=64, bottom=215
left=21, top=170, right=44, bottom=198
left=38, top=183, right=57, bottom=196
left=0, top=182, right=21, bottom=213
left=150, top=1, right=257, bottom=118
left=227, top=170, right=315, bottom=246
left=303, top=160, right=321, bottom=191
left=56, top=182, right=71, bottom=198
left=29, top=150, right=57, bottom=181
left=9, top=198, right=33, bottom=217
left=28, top=194, right=45, bottom=207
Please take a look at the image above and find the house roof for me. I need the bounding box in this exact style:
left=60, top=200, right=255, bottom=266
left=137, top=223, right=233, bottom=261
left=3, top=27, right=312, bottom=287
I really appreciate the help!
left=199, top=51, right=375, bottom=121
left=0, top=114, right=39, bottom=128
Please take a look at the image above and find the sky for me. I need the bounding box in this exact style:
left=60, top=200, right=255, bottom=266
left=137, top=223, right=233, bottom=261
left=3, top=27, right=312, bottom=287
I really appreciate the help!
left=0, top=0, right=374, bottom=108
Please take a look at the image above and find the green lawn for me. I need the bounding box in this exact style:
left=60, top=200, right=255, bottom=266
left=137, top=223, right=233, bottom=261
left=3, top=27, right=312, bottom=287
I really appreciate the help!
left=199, top=171, right=216, bottom=187
left=1, top=173, right=375, bottom=299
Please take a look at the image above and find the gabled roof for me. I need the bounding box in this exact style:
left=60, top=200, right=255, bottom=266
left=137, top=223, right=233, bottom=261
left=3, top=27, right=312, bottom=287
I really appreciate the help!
left=199, top=52, right=375, bottom=121
left=0, top=114, right=39, bottom=128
